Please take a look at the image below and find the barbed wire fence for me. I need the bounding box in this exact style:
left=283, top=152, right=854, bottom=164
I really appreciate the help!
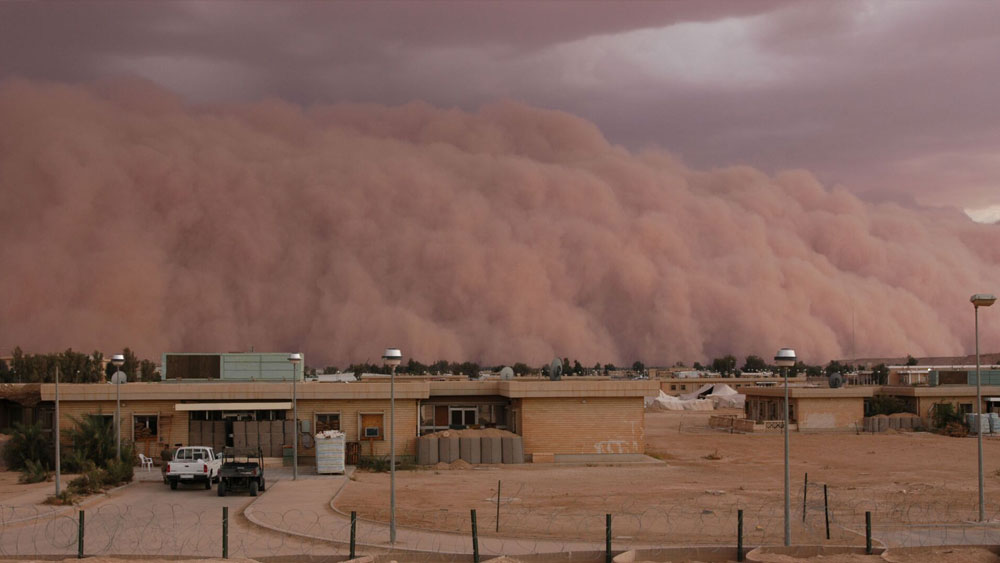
left=5, top=477, right=1000, bottom=561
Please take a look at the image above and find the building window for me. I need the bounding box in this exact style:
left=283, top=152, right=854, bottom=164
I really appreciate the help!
left=670, top=384, right=677, bottom=390
left=359, top=413, right=384, bottom=441
left=961, top=403, right=974, bottom=415
left=133, top=414, right=158, bottom=441
left=449, top=407, right=477, bottom=427
left=315, top=413, right=340, bottom=433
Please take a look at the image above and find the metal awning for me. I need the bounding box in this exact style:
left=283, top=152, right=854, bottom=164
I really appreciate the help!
left=174, top=402, right=292, bottom=411
left=987, top=398, right=1000, bottom=403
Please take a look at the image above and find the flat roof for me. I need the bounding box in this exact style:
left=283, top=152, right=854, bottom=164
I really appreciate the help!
left=40, top=379, right=658, bottom=402
left=745, top=387, right=874, bottom=398
left=877, top=385, right=1000, bottom=397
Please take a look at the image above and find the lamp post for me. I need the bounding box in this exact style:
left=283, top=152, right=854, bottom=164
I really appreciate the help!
left=110, top=354, right=125, bottom=460
left=288, top=353, right=302, bottom=481
left=382, top=347, right=402, bottom=544
left=774, top=347, right=797, bottom=546
left=972, top=294, right=996, bottom=522
left=54, top=364, right=60, bottom=496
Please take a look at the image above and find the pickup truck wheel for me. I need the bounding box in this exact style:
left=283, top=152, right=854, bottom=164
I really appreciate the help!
left=170, top=480, right=177, bottom=490
left=259, top=478, right=265, bottom=492
left=217, top=480, right=226, bottom=497
left=249, top=480, right=258, bottom=497
left=204, top=477, right=212, bottom=490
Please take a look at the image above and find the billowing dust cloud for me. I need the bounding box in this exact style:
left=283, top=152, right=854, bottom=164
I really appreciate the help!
left=1, top=78, right=997, bottom=366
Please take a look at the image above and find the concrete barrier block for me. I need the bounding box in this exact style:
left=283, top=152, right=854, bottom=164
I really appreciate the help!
left=481, top=437, right=502, bottom=463
left=417, top=437, right=439, bottom=465
left=459, top=437, right=481, bottom=464
left=439, top=436, right=459, bottom=463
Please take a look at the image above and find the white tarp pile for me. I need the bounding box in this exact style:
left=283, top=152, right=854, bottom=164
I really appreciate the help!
left=673, top=383, right=746, bottom=409
left=644, top=390, right=713, bottom=411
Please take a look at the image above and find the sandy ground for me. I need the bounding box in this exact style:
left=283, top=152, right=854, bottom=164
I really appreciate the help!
left=335, top=409, right=1000, bottom=546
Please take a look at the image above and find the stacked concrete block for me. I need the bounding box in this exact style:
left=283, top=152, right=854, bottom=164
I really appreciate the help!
left=968, top=413, right=991, bottom=434
left=501, top=436, right=524, bottom=464
left=417, top=437, right=439, bottom=465
left=481, top=437, right=502, bottom=463
left=438, top=436, right=460, bottom=463
left=459, top=437, right=481, bottom=464
left=990, top=413, right=1000, bottom=433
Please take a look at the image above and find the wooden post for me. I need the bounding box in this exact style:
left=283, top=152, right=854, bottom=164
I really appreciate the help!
left=802, top=473, right=808, bottom=522
left=496, top=480, right=501, bottom=532
left=77, top=510, right=84, bottom=559
left=350, top=511, right=357, bottom=559
left=471, top=509, right=480, bottom=563
left=606, top=514, right=612, bottom=563
left=865, top=511, right=872, bottom=554
left=823, top=485, right=830, bottom=540
left=737, top=509, right=744, bottom=562
left=222, top=506, right=229, bottom=559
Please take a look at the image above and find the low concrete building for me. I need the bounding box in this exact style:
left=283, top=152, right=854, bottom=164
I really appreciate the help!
left=659, top=375, right=806, bottom=396
left=40, top=379, right=658, bottom=462
left=744, top=387, right=874, bottom=430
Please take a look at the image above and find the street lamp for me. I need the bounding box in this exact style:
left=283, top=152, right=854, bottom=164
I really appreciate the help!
left=110, top=354, right=125, bottom=460
left=774, top=347, right=797, bottom=546
left=972, top=293, right=996, bottom=522
left=54, top=365, right=60, bottom=496
left=382, top=347, right=402, bottom=544
left=288, top=353, right=302, bottom=481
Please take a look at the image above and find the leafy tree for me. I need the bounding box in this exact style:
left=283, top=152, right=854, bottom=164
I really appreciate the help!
left=711, top=355, right=737, bottom=376
left=603, top=363, right=617, bottom=374
left=540, top=364, right=550, bottom=378
left=572, top=360, right=583, bottom=375
left=932, top=403, right=962, bottom=429
left=825, top=360, right=846, bottom=376
left=512, top=362, right=531, bottom=376
left=430, top=360, right=450, bottom=374
left=872, top=364, right=889, bottom=385
left=139, top=360, right=158, bottom=382
left=562, top=358, right=571, bottom=374
left=867, top=396, right=907, bottom=416
left=693, top=362, right=704, bottom=371
left=121, top=348, right=140, bottom=380
left=64, top=414, right=117, bottom=467
left=742, top=355, right=767, bottom=373
left=906, top=355, right=919, bottom=366
left=2, top=422, right=53, bottom=470
left=632, top=361, right=645, bottom=373
left=593, top=363, right=602, bottom=373
left=0, top=358, right=10, bottom=383
left=323, top=365, right=339, bottom=374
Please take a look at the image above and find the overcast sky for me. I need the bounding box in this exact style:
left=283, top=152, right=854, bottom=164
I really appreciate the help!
left=3, top=1, right=999, bottom=221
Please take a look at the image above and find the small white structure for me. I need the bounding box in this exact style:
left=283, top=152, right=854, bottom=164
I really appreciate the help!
left=315, top=430, right=346, bottom=474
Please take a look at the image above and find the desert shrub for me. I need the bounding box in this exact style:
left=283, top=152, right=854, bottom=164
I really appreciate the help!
left=932, top=403, right=963, bottom=429
left=63, top=414, right=115, bottom=466
left=61, top=449, right=90, bottom=473
left=358, top=455, right=391, bottom=472
left=43, top=489, right=76, bottom=506
left=19, top=459, right=51, bottom=484
left=69, top=466, right=107, bottom=495
left=942, top=421, right=969, bottom=437
left=104, top=457, right=133, bottom=486
left=867, top=396, right=908, bottom=416
left=3, top=422, right=52, bottom=470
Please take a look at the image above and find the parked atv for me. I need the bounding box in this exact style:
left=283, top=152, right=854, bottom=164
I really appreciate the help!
left=217, top=447, right=265, bottom=497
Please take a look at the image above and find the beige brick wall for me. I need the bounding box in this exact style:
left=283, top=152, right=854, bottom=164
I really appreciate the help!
left=56, top=398, right=419, bottom=461
left=796, top=397, right=863, bottom=429
left=916, top=396, right=980, bottom=419
left=519, top=397, right=645, bottom=455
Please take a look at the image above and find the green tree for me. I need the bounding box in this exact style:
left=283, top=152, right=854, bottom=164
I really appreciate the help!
left=867, top=396, right=907, bottom=416
left=632, top=361, right=645, bottom=373
left=825, top=360, right=846, bottom=377
left=139, top=359, right=158, bottom=382
left=572, top=360, right=583, bottom=375
left=742, top=355, right=767, bottom=373
left=906, top=355, right=919, bottom=366
left=0, top=358, right=10, bottom=383
left=2, top=422, right=53, bottom=470
left=872, top=364, right=889, bottom=385
left=121, top=348, right=140, bottom=380
left=603, top=363, right=617, bottom=374
left=711, top=355, right=737, bottom=376
left=512, top=362, right=531, bottom=376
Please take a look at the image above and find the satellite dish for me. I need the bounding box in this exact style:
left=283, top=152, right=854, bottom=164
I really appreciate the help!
left=549, top=358, right=563, bottom=381
left=111, top=372, right=127, bottom=384
left=829, top=372, right=844, bottom=389
left=500, top=366, right=514, bottom=380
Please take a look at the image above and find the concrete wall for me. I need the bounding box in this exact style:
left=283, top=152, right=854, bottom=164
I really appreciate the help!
left=290, top=398, right=418, bottom=458
left=796, top=397, right=863, bottom=429
left=519, top=396, right=645, bottom=455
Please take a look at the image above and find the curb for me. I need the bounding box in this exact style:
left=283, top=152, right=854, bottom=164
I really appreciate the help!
left=3, top=477, right=140, bottom=525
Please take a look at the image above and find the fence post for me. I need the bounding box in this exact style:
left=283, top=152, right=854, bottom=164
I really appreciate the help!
left=471, top=509, right=479, bottom=563
left=222, top=506, right=229, bottom=559
left=496, top=480, right=501, bottom=533
left=606, top=514, right=612, bottom=563
left=802, top=473, right=808, bottom=522
left=737, top=509, right=744, bottom=562
left=350, top=511, right=357, bottom=559
left=823, top=485, right=830, bottom=540
left=865, top=511, right=872, bottom=554
left=77, top=510, right=84, bottom=559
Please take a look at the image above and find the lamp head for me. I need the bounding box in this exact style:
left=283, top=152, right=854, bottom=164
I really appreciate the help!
left=110, top=354, right=125, bottom=368
left=774, top=348, right=797, bottom=367
left=382, top=348, right=402, bottom=368
left=287, top=353, right=302, bottom=364
left=971, top=294, right=997, bottom=308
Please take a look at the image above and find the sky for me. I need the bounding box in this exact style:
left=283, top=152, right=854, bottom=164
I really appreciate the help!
left=0, top=2, right=998, bottom=366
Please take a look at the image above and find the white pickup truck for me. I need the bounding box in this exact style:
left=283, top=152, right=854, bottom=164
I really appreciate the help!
left=165, top=446, right=222, bottom=490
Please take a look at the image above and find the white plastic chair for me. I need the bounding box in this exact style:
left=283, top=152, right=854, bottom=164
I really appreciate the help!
left=138, top=454, right=154, bottom=471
